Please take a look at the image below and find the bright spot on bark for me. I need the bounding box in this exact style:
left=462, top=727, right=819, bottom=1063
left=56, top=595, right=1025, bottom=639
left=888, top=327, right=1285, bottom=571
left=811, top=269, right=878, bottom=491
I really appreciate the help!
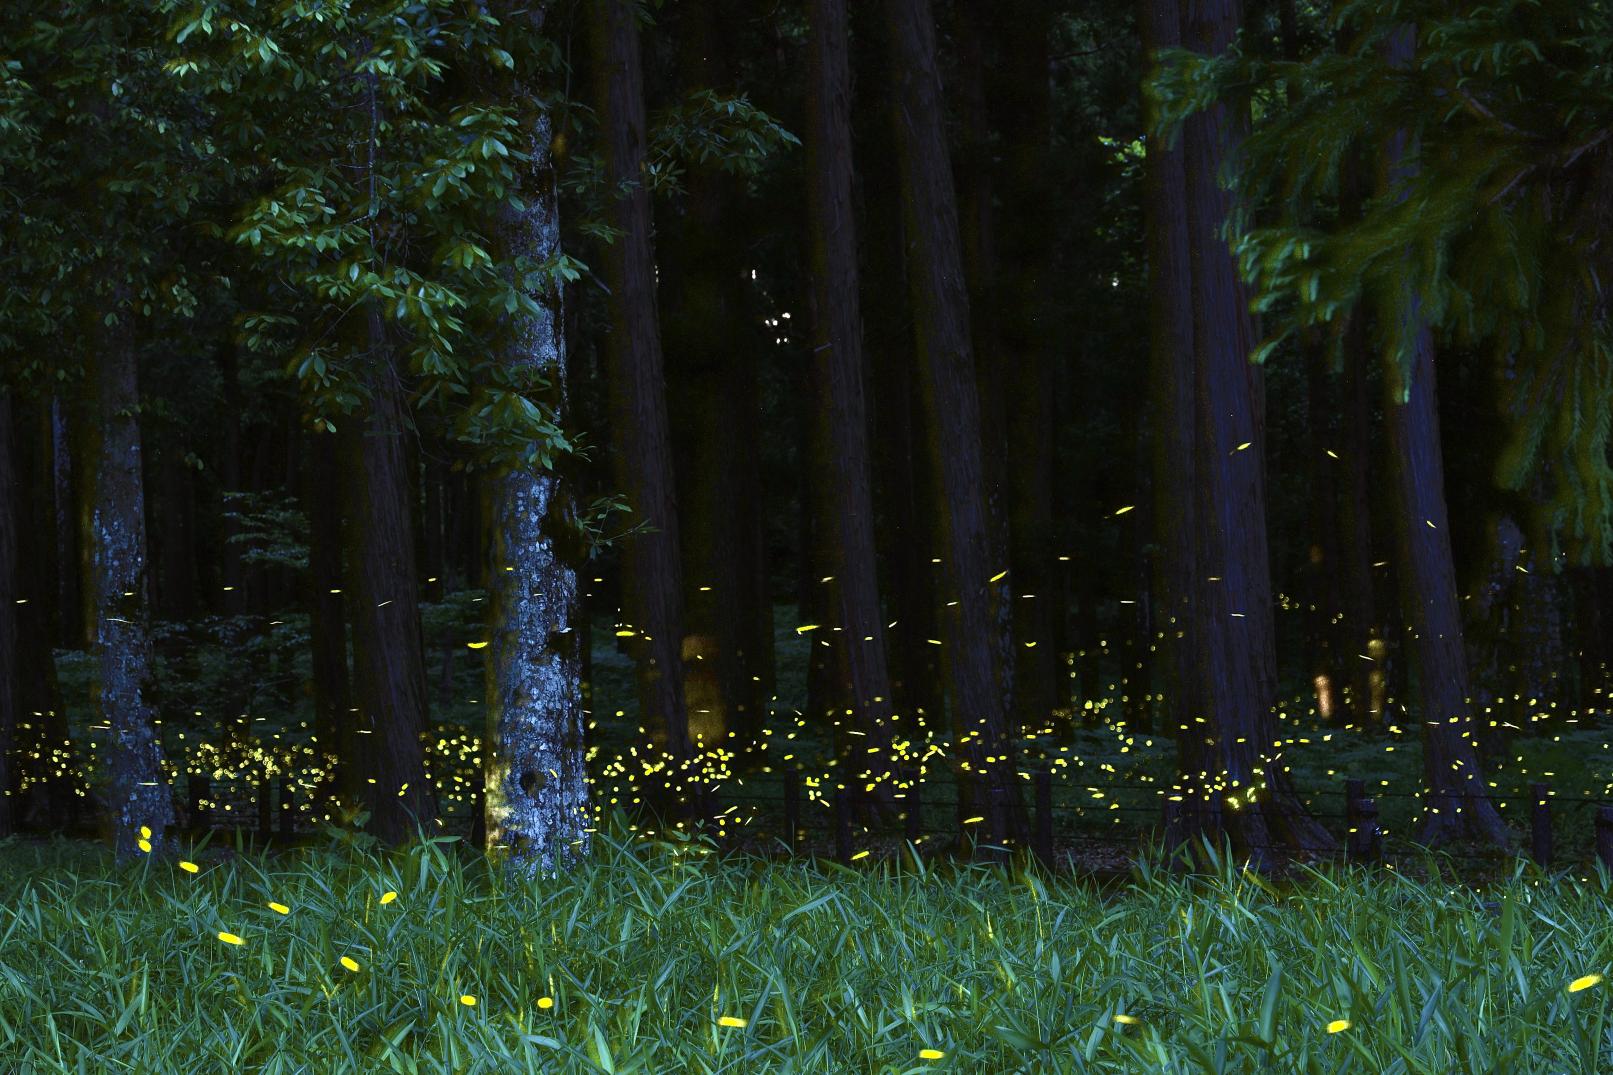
left=340, top=956, right=360, bottom=972
left=218, top=932, right=244, bottom=946
left=1569, top=974, right=1603, bottom=993
left=1326, top=1019, right=1351, bottom=1033
left=718, top=1015, right=746, bottom=1028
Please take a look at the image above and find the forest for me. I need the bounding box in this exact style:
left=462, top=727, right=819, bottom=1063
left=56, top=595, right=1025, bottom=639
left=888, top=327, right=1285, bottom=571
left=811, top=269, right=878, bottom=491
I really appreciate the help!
left=3, top=0, right=1613, bottom=1070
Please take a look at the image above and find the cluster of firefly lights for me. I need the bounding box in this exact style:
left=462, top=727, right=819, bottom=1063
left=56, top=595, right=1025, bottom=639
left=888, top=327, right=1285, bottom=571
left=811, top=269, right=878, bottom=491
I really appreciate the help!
left=20, top=529, right=1612, bottom=857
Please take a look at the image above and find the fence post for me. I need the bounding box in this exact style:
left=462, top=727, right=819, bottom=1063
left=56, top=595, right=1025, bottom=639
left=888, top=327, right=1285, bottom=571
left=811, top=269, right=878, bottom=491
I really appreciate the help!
left=278, top=778, right=295, bottom=839
left=833, top=788, right=852, bottom=865
left=1529, top=782, right=1552, bottom=868
left=783, top=767, right=800, bottom=854
left=1597, top=806, right=1613, bottom=874
left=1034, top=770, right=1053, bottom=868
left=188, top=775, right=211, bottom=833
left=1347, top=797, right=1380, bottom=863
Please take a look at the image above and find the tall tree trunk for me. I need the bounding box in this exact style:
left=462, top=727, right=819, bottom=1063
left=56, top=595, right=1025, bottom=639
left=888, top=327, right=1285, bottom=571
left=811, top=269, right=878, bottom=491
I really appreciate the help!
left=593, top=0, right=695, bottom=804
left=954, top=0, right=1017, bottom=728
left=996, top=0, right=1061, bottom=732
left=807, top=0, right=899, bottom=807
left=0, top=395, right=20, bottom=837
left=483, top=4, right=591, bottom=873
left=52, top=396, right=84, bottom=649
left=1175, top=0, right=1331, bottom=863
left=1141, top=0, right=1206, bottom=842
left=80, top=297, right=173, bottom=860
left=304, top=428, right=351, bottom=811
left=885, top=0, right=1027, bottom=849
left=1380, top=24, right=1511, bottom=850
left=339, top=309, right=434, bottom=846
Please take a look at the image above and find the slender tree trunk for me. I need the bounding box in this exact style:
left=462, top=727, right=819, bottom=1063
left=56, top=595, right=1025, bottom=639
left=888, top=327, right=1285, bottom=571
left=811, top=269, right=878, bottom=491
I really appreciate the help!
left=1379, top=24, right=1511, bottom=849
left=807, top=0, right=899, bottom=808
left=304, top=428, right=351, bottom=811
left=339, top=309, right=434, bottom=846
left=482, top=5, right=591, bottom=873
left=0, top=395, right=20, bottom=837
left=885, top=0, right=1027, bottom=849
left=52, top=396, right=84, bottom=649
left=593, top=0, right=695, bottom=804
left=80, top=296, right=173, bottom=860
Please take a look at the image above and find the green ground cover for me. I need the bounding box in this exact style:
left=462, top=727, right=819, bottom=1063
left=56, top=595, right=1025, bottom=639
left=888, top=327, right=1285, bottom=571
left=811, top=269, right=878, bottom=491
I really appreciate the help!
left=0, top=830, right=1608, bottom=1073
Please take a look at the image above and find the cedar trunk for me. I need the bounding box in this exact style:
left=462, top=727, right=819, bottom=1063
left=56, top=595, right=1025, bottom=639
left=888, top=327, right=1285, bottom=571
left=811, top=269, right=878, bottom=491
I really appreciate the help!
left=807, top=0, right=899, bottom=805
left=339, top=308, right=434, bottom=846
left=593, top=0, right=695, bottom=801
left=1380, top=24, right=1512, bottom=849
left=885, top=0, right=1027, bottom=849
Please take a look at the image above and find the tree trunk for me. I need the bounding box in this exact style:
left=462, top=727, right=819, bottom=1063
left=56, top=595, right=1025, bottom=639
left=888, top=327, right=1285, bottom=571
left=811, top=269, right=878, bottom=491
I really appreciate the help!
left=1380, top=23, right=1512, bottom=850
left=339, top=308, right=434, bottom=846
left=304, top=428, right=351, bottom=812
left=0, top=395, right=20, bottom=837
left=593, top=0, right=695, bottom=806
left=80, top=296, right=174, bottom=860
left=1175, top=0, right=1332, bottom=863
left=482, top=6, right=591, bottom=874
left=996, top=0, right=1061, bottom=732
left=807, top=0, right=899, bottom=808
left=885, top=0, right=1027, bottom=849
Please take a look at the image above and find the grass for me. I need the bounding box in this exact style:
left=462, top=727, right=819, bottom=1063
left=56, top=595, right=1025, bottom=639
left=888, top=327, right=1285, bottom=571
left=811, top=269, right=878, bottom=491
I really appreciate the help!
left=0, top=825, right=1609, bottom=1072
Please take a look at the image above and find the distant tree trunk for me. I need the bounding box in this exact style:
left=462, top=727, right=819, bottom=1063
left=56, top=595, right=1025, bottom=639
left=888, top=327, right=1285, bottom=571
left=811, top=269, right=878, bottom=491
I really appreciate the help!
left=0, top=394, right=20, bottom=837
left=1140, top=0, right=1206, bottom=839
left=807, top=0, right=899, bottom=806
left=304, top=428, right=351, bottom=810
left=593, top=0, right=694, bottom=795
left=80, top=295, right=174, bottom=860
left=885, top=0, right=1027, bottom=849
left=52, top=397, right=84, bottom=648
left=1380, top=24, right=1511, bottom=850
left=215, top=345, right=248, bottom=617
left=339, top=309, right=434, bottom=846
left=1174, top=0, right=1332, bottom=863
left=482, top=4, right=591, bottom=873
left=954, top=0, right=1017, bottom=727
left=658, top=0, right=769, bottom=757
left=995, top=0, right=1061, bottom=731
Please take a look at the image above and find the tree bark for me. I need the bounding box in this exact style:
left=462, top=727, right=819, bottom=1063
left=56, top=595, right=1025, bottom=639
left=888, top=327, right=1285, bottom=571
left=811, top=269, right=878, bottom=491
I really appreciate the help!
left=807, top=0, right=899, bottom=808
left=80, top=294, right=174, bottom=860
left=482, top=3, right=591, bottom=874
left=593, top=0, right=695, bottom=804
left=885, top=0, right=1027, bottom=850
left=1380, top=24, right=1512, bottom=850
left=339, top=308, right=434, bottom=846
left=1174, top=0, right=1332, bottom=863
left=304, top=427, right=351, bottom=811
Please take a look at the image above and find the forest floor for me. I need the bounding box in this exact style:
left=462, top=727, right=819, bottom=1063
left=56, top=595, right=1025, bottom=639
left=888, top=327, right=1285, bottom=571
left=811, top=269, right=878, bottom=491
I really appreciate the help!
left=0, top=823, right=1608, bottom=1072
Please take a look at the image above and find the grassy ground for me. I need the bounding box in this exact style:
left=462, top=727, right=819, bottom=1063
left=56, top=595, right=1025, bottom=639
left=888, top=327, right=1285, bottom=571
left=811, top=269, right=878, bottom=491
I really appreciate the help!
left=0, top=828, right=1609, bottom=1073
